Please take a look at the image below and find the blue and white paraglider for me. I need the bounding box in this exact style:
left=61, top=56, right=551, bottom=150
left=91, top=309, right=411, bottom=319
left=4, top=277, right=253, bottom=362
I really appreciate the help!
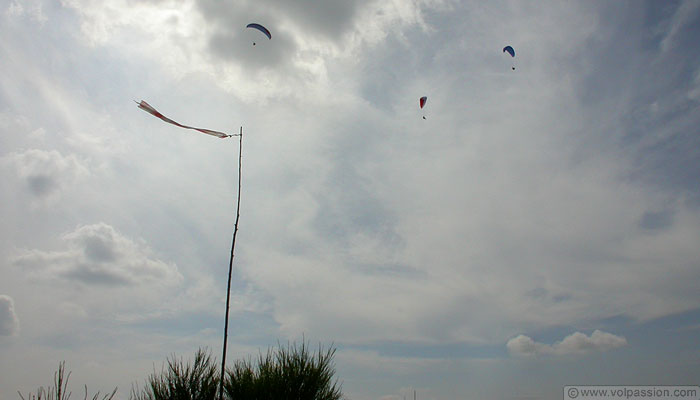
left=503, top=45, right=515, bottom=70
left=246, top=23, right=271, bottom=46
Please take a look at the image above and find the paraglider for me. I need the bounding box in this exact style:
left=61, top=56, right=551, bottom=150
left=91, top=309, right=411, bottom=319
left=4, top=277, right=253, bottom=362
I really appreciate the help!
left=420, top=96, right=427, bottom=119
left=246, top=23, right=271, bottom=46
left=503, top=45, right=515, bottom=70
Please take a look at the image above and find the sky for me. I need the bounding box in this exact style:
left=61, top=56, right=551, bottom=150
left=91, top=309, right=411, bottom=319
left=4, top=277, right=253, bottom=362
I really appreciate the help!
left=1, top=0, right=700, bottom=399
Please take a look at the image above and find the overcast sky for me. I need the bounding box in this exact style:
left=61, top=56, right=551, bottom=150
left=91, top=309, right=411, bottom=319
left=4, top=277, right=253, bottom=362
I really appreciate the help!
left=1, top=1, right=700, bottom=399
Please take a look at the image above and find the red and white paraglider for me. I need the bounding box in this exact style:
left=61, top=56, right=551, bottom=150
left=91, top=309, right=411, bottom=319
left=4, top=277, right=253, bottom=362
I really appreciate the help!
left=419, top=96, right=427, bottom=119
left=246, top=23, right=271, bottom=46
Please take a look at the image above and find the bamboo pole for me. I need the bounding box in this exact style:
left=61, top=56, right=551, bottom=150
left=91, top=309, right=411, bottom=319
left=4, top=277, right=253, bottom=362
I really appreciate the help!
left=219, top=126, right=243, bottom=400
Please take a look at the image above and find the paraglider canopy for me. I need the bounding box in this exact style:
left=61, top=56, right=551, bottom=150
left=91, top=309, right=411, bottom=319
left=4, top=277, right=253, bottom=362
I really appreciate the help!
left=419, top=96, right=428, bottom=119
left=247, top=23, right=271, bottom=45
left=503, top=45, right=515, bottom=57
left=503, top=46, right=516, bottom=70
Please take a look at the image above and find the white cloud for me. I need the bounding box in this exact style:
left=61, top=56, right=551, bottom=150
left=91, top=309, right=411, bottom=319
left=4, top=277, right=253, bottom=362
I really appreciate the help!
left=2, top=2, right=700, bottom=399
left=5, top=0, right=47, bottom=24
left=507, top=330, right=627, bottom=357
left=0, top=295, right=20, bottom=336
left=45, top=0, right=698, bottom=350
left=60, top=0, right=450, bottom=101
left=236, top=68, right=700, bottom=344
left=1, top=149, right=89, bottom=204
left=13, top=223, right=182, bottom=287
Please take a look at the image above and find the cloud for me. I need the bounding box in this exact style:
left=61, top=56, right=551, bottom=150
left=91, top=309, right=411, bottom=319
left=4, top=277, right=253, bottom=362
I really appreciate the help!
left=61, top=0, right=447, bottom=101
left=638, top=209, right=674, bottom=232
left=197, top=0, right=431, bottom=59
left=2, top=2, right=700, bottom=399
left=4, top=0, right=47, bottom=24
left=0, top=295, right=20, bottom=336
left=688, top=68, right=700, bottom=102
left=507, top=330, right=627, bottom=357
left=1, top=149, right=89, bottom=203
left=660, top=0, right=700, bottom=52
left=13, top=223, right=182, bottom=287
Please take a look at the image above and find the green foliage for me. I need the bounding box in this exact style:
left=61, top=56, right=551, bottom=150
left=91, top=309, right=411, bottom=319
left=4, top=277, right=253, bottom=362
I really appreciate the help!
left=224, top=341, right=343, bottom=400
left=130, top=349, right=219, bottom=400
left=22, top=342, right=343, bottom=400
left=17, top=361, right=117, bottom=400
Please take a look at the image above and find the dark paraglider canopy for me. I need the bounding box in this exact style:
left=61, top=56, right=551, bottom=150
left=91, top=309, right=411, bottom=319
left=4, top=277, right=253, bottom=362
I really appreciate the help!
left=503, top=45, right=515, bottom=57
left=420, top=96, right=428, bottom=119
left=247, top=23, right=271, bottom=45
left=503, top=45, right=516, bottom=70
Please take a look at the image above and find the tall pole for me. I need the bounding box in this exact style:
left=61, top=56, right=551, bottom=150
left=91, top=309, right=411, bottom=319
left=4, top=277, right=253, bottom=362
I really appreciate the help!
left=219, top=126, right=243, bottom=400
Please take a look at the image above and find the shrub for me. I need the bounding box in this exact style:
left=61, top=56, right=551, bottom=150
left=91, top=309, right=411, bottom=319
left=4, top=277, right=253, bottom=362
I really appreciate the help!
left=128, top=341, right=344, bottom=400
left=17, top=361, right=117, bottom=400
left=130, top=349, right=219, bottom=400
left=224, top=341, right=343, bottom=400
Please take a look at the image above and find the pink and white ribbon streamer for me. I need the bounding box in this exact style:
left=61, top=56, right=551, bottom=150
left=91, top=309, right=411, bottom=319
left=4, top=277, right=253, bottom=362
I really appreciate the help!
left=136, top=100, right=231, bottom=139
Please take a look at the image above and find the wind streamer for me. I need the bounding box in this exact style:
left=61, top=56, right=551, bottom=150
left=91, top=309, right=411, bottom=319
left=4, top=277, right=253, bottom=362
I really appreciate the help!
left=136, top=100, right=231, bottom=139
